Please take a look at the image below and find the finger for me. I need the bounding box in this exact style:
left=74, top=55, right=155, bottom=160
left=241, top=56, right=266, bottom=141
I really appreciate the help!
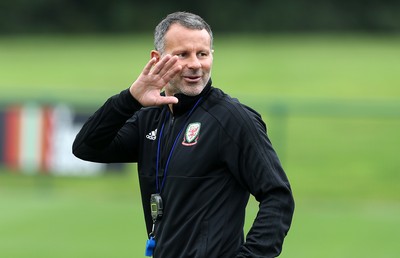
left=142, top=57, right=157, bottom=75
left=155, top=96, right=179, bottom=106
left=158, top=55, right=179, bottom=76
left=162, top=64, right=182, bottom=81
left=151, top=54, right=172, bottom=74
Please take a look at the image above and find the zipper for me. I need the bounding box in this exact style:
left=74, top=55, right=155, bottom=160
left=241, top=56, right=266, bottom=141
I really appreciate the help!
left=160, top=113, right=175, bottom=173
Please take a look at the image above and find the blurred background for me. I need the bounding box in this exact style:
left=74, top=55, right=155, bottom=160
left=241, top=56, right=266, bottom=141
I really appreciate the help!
left=1, top=0, right=399, bottom=257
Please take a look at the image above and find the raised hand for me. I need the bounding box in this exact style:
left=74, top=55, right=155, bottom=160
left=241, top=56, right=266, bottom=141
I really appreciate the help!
left=129, top=54, right=182, bottom=106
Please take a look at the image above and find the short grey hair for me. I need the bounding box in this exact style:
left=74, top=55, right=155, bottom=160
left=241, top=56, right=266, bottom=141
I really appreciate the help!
left=154, top=12, right=213, bottom=53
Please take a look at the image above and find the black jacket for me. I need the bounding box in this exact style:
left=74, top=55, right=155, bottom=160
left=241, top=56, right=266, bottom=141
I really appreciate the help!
left=73, top=81, right=294, bottom=258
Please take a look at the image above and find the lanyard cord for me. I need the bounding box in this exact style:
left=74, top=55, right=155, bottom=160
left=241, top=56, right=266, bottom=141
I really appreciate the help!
left=155, top=97, right=203, bottom=193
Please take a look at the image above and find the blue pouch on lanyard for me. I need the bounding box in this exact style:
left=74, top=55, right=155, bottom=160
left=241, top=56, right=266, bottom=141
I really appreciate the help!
left=145, top=236, right=156, bottom=256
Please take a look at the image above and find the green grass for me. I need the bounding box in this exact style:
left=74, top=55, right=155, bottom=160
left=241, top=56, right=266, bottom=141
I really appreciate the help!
left=0, top=171, right=144, bottom=258
left=1, top=172, right=399, bottom=258
left=1, top=33, right=400, bottom=257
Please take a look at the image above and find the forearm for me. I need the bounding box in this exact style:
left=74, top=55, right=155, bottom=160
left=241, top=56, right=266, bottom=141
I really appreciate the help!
left=237, top=187, right=295, bottom=257
left=72, top=88, right=142, bottom=162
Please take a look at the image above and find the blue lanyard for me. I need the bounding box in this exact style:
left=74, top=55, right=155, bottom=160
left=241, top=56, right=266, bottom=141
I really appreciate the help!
left=155, top=97, right=203, bottom=193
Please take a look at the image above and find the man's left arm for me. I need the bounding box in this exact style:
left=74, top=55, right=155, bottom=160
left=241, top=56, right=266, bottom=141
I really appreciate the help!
left=224, top=108, right=295, bottom=257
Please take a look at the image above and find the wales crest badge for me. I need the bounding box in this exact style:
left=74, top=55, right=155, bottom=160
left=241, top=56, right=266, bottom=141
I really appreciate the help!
left=182, top=122, right=201, bottom=146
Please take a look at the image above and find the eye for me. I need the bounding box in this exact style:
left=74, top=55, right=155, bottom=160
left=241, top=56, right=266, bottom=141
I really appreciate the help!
left=197, top=52, right=209, bottom=58
left=176, top=52, right=186, bottom=58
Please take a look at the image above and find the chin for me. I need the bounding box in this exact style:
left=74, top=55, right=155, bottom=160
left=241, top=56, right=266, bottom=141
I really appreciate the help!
left=167, top=79, right=207, bottom=96
left=181, top=85, right=205, bottom=96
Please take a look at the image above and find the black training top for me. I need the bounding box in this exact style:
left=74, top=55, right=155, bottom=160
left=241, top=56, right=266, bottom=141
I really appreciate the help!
left=73, top=80, right=294, bottom=258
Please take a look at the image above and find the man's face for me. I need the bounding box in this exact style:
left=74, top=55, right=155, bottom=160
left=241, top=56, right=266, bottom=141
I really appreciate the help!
left=158, top=24, right=213, bottom=96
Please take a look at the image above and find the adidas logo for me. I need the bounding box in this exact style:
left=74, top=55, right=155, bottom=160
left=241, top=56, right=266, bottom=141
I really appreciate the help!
left=146, top=129, right=157, bottom=141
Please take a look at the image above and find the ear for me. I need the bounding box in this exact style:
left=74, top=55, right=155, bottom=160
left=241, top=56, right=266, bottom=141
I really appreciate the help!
left=151, top=50, right=161, bottom=62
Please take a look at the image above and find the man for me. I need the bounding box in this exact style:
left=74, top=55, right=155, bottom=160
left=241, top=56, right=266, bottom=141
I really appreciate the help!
left=73, top=11, right=294, bottom=258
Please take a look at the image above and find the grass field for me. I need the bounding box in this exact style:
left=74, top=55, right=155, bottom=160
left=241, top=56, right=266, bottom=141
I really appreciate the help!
left=1, top=33, right=400, bottom=257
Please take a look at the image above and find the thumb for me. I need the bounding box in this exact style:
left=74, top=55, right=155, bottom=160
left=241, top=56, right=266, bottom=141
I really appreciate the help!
left=155, top=96, right=179, bottom=106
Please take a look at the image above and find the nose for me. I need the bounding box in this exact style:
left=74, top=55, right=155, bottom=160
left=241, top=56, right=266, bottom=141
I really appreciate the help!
left=186, top=54, right=201, bottom=69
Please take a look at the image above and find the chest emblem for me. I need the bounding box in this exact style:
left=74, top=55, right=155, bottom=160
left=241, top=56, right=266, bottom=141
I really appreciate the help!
left=146, top=129, right=157, bottom=141
left=182, top=122, right=201, bottom=146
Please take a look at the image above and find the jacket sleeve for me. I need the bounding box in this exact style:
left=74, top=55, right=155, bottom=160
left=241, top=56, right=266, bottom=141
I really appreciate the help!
left=220, top=105, right=295, bottom=257
left=72, top=88, right=143, bottom=163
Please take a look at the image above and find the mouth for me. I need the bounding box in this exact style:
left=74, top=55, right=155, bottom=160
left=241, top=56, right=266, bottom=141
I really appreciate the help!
left=183, top=75, right=202, bottom=83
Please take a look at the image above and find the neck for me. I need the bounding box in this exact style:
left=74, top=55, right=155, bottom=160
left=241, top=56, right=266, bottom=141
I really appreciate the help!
left=165, top=89, right=175, bottom=113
